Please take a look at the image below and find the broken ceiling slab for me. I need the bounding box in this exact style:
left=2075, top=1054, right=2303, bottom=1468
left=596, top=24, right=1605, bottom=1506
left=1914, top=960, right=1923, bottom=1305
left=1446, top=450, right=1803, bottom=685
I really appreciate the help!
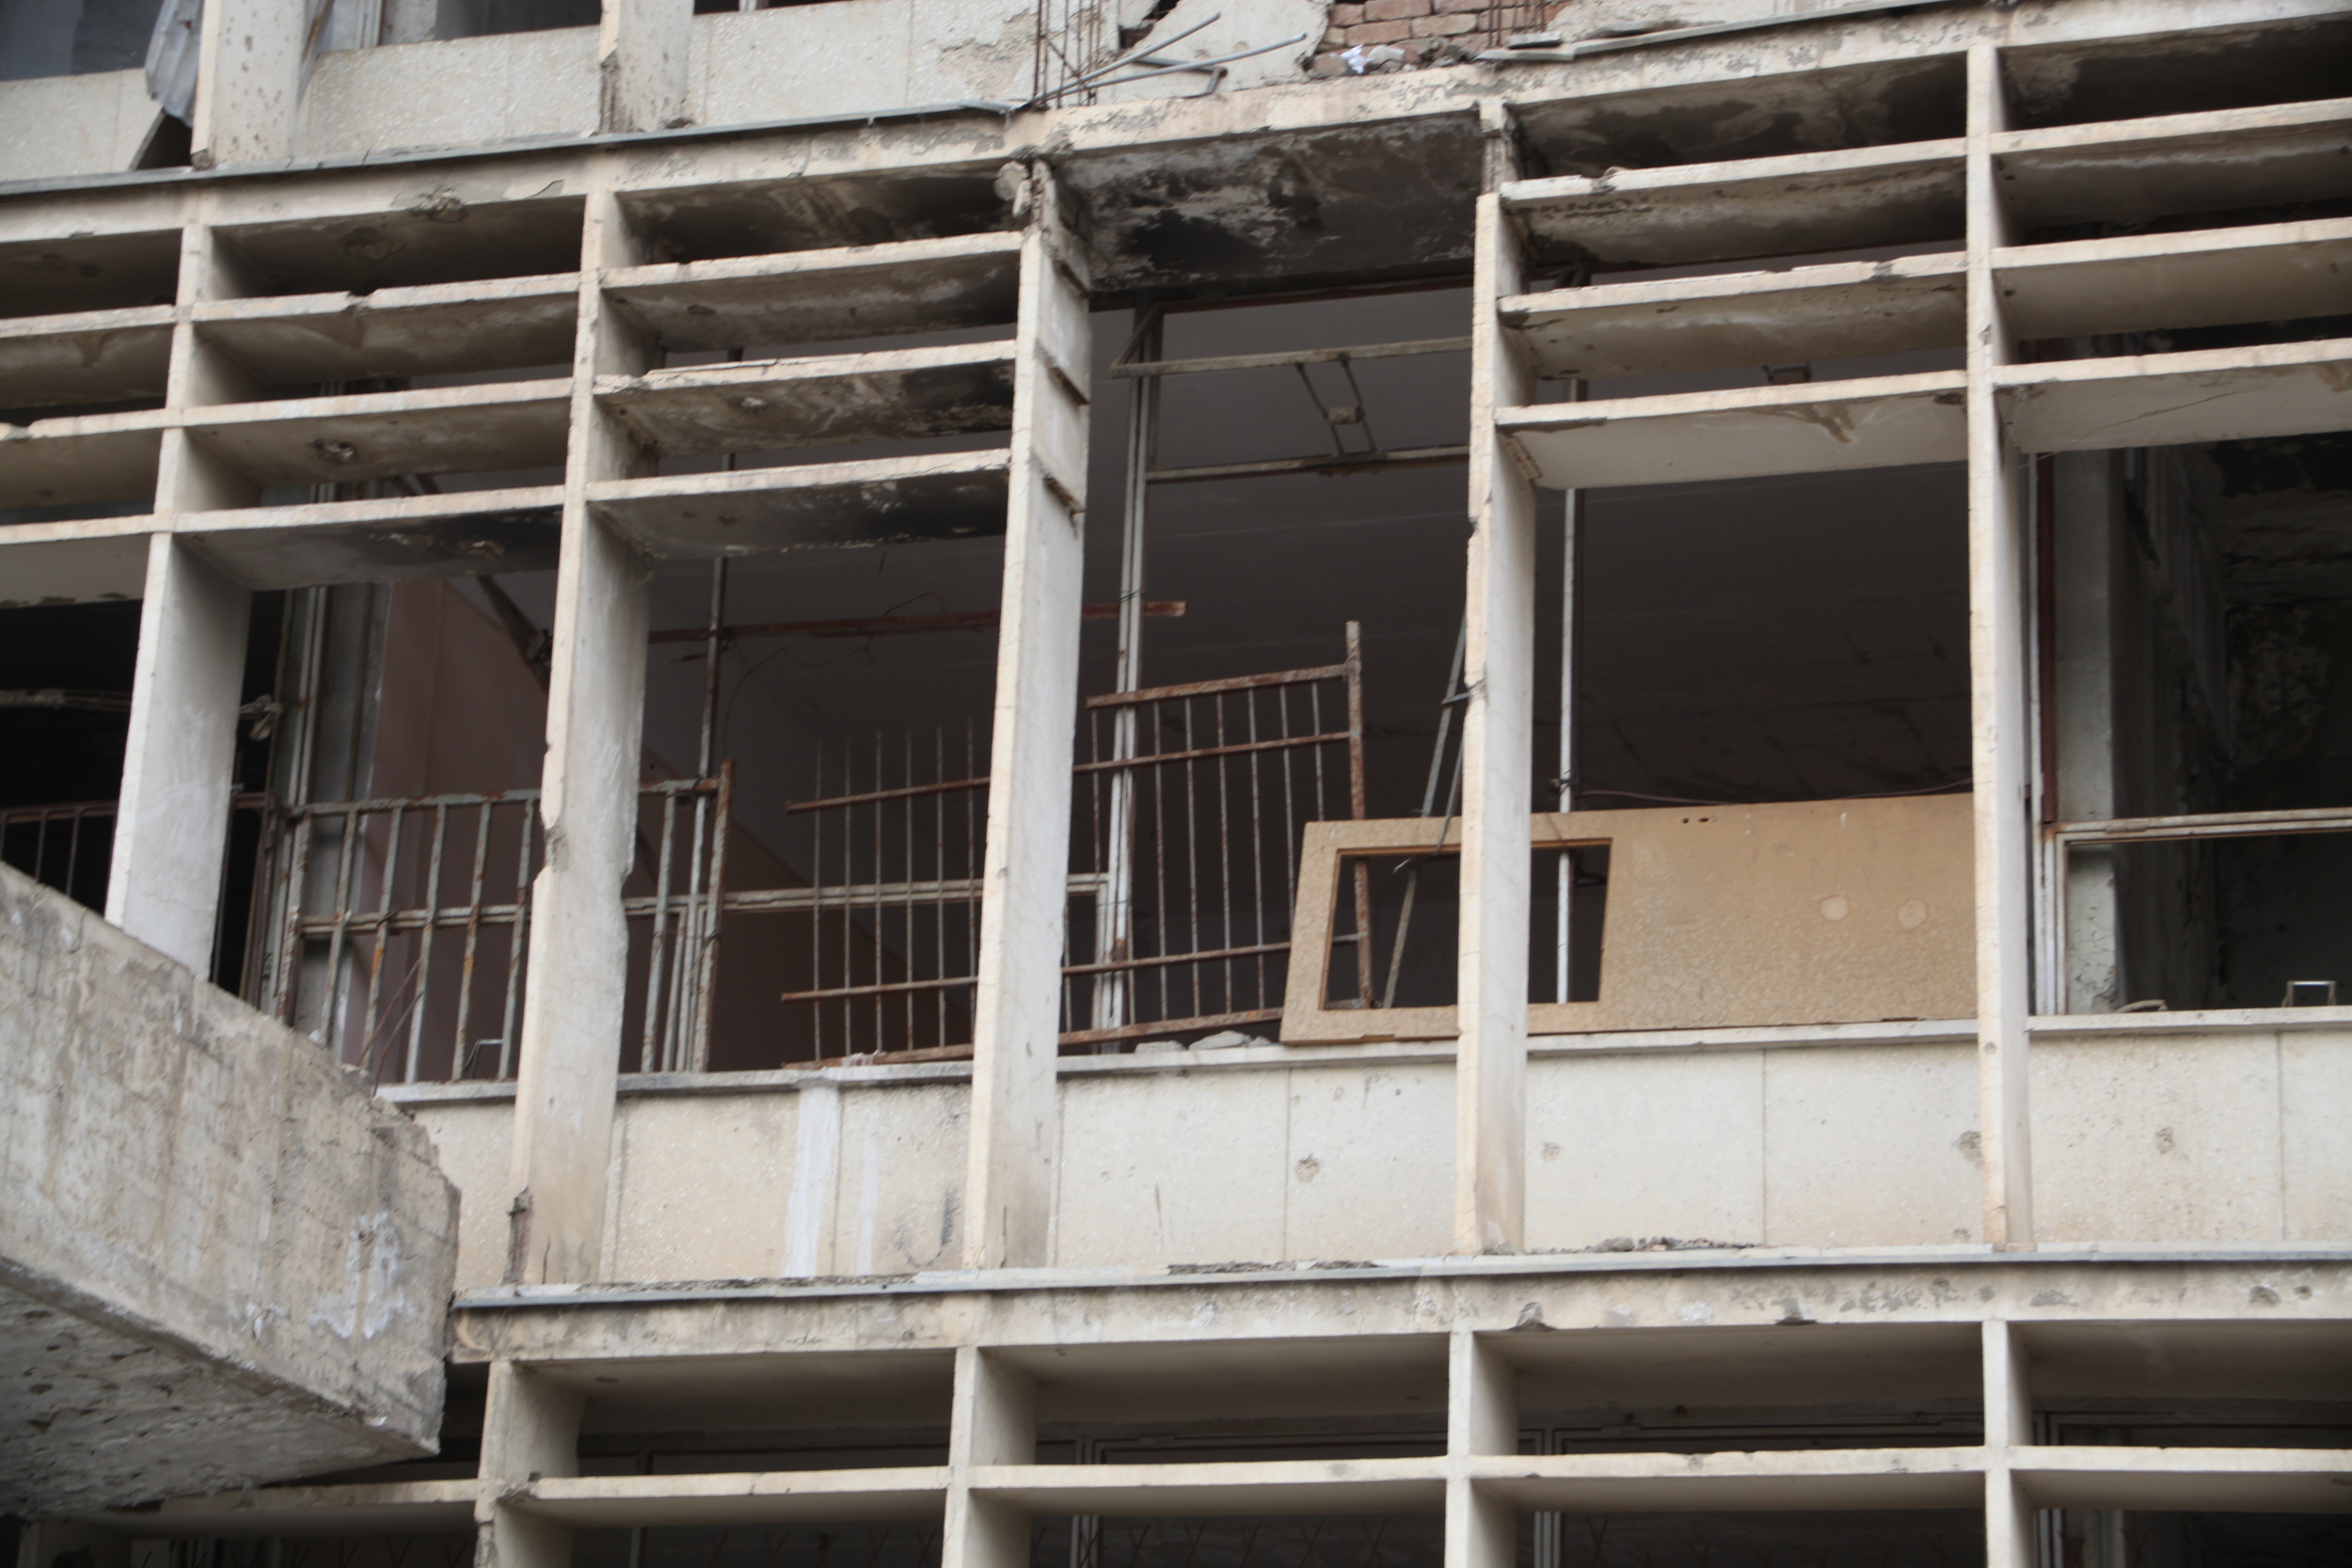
left=617, top=166, right=1010, bottom=266
left=604, top=232, right=1022, bottom=355
left=1995, top=96, right=2352, bottom=231
left=0, top=229, right=182, bottom=320
left=1998, top=339, right=2352, bottom=454
left=0, top=516, right=152, bottom=606
left=216, top=190, right=586, bottom=296
left=1500, top=371, right=1967, bottom=489
left=588, top=451, right=1010, bottom=559
left=1511, top=53, right=1969, bottom=179
left=0, top=305, right=174, bottom=410
left=1994, top=218, right=2352, bottom=344
left=0, top=414, right=164, bottom=509
left=193, top=273, right=580, bottom=386
left=1502, top=140, right=1967, bottom=271
left=597, top=345, right=1017, bottom=458
left=186, top=378, right=571, bottom=485
left=181, top=485, right=564, bottom=588
left=1503, top=254, right=1966, bottom=380
left=1066, top=115, right=1485, bottom=298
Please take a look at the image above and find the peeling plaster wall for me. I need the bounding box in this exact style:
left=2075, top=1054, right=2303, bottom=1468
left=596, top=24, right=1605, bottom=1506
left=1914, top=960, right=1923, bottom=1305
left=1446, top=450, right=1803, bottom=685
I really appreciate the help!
left=0, top=863, right=457, bottom=1513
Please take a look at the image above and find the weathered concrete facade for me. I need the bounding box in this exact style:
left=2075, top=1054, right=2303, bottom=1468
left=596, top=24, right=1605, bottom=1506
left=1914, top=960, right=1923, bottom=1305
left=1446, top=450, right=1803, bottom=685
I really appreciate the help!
left=2, top=0, right=2349, bottom=1563
left=0, top=865, right=457, bottom=1515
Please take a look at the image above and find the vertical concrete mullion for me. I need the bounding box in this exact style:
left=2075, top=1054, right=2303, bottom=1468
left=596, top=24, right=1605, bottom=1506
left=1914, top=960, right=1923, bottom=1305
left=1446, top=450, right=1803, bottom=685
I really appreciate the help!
left=963, top=163, right=1091, bottom=1270
left=189, top=0, right=314, bottom=168
left=1965, top=42, right=2038, bottom=1252
left=1980, top=1319, right=2037, bottom=1568
left=1457, top=103, right=1537, bottom=1256
left=475, top=1361, right=584, bottom=1568
left=945, top=1347, right=1037, bottom=1568
left=503, top=174, right=654, bottom=1286
left=1445, top=1328, right=1518, bottom=1568
left=599, top=0, right=692, bottom=135
left=106, top=203, right=256, bottom=974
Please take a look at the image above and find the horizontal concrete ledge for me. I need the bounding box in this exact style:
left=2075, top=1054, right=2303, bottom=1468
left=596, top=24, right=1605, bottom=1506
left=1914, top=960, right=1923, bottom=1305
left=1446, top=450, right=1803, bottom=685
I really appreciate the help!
left=380, top=1007, right=2352, bottom=1107
left=88, top=1478, right=480, bottom=1537
left=518, top=1467, right=951, bottom=1526
left=452, top=1243, right=2352, bottom=1312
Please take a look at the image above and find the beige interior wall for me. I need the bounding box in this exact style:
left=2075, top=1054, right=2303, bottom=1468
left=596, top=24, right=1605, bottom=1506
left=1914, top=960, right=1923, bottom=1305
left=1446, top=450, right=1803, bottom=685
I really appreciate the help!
left=405, top=1098, right=514, bottom=1291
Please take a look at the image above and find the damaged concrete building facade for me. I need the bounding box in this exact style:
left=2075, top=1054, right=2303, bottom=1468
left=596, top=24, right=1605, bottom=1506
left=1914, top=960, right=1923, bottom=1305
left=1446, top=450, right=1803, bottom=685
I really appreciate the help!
left=3, top=0, right=2350, bottom=1564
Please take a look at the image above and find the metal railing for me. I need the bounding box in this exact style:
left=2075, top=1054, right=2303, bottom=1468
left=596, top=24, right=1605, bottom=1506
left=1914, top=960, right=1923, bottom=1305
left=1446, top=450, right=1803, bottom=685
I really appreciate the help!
left=1, top=799, right=116, bottom=912
left=266, top=788, right=544, bottom=1084
left=1063, top=625, right=1371, bottom=1047
left=743, top=725, right=991, bottom=1060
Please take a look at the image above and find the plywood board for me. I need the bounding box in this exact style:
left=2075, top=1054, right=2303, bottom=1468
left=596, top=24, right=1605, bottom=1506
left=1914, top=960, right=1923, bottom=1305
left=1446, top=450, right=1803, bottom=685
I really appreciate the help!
left=1280, top=795, right=1974, bottom=1042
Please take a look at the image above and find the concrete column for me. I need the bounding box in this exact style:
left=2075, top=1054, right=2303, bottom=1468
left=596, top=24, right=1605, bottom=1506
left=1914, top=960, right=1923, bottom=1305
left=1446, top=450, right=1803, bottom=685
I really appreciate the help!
left=1964, top=43, right=2037, bottom=1251
left=2051, top=452, right=2126, bottom=1012
left=1980, top=1320, right=2038, bottom=1568
left=1456, top=103, right=1537, bottom=1256
left=1444, top=1332, right=1518, bottom=1568
left=474, top=1362, right=583, bottom=1568
left=105, top=205, right=271, bottom=975
left=105, top=535, right=249, bottom=973
left=598, top=0, right=691, bottom=134
left=944, top=1347, right=1036, bottom=1568
left=190, top=0, right=312, bottom=168
left=502, top=179, right=654, bottom=1286
left=962, top=164, right=1091, bottom=1270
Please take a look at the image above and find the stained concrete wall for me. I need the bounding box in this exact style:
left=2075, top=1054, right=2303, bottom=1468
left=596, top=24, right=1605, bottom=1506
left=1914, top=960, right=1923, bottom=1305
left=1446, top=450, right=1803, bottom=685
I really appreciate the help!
left=298, top=25, right=598, bottom=158
left=0, top=863, right=457, bottom=1514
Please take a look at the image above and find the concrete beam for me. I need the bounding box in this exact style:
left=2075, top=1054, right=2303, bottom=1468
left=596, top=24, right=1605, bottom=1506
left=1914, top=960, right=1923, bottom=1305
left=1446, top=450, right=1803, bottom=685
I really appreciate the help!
left=961, top=165, right=1090, bottom=1271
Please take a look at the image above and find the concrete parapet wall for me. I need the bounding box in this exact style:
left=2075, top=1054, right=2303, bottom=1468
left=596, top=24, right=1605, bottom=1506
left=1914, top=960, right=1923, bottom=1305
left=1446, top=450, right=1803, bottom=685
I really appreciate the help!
left=0, top=864, right=457, bottom=1514
left=405, top=1019, right=2351, bottom=1289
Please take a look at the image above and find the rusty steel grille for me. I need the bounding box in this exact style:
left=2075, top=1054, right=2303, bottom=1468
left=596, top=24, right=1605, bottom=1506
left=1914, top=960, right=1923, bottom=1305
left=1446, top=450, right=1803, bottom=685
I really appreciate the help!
left=2, top=799, right=116, bottom=913
left=264, top=788, right=546, bottom=1084
left=1063, top=626, right=1371, bottom=1047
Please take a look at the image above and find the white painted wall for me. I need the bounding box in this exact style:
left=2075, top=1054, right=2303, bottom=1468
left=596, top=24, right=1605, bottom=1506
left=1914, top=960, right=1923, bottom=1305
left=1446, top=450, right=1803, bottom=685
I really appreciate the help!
left=2032, top=1028, right=2352, bottom=1243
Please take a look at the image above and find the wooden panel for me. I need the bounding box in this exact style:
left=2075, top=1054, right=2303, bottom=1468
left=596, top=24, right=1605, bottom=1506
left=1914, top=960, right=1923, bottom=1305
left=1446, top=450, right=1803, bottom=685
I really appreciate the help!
left=1280, top=796, right=1975, bottom=1043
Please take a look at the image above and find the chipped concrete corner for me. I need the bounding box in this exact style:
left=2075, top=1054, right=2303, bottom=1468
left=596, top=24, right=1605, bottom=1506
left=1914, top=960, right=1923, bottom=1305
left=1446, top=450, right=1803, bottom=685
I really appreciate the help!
left=0, top=864, right=457, bottom=1515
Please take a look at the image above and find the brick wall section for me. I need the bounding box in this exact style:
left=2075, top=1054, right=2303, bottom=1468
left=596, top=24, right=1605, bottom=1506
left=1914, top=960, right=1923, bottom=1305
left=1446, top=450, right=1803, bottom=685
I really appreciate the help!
left=1311, top=0, right=1560, bottom=74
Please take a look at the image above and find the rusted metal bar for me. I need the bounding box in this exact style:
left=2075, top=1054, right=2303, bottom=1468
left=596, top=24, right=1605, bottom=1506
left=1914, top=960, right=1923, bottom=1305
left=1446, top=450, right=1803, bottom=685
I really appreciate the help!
left=1085, top=661, right=1350, bottom=707
left=780, top=974, right=977, bottom=1004
left=786, top=775, right=989, bottom=814
left=647, top=601, right=1185, bottom=645
left=1106, top=336, right=1470, bottom=380
left=404, top=802, right=450, bottom=1084
left=1057, top=1007, right=1283, bottom=1049
left=1344, top=621, right=1375, bottom=1009
left=691, top=760, right=732, bottom=1072
left=453, top=801, right=492, bottom=1077
left=1074, top=730, right=1353, bottom=774
left=1061, top=940, right=1292, bottom=977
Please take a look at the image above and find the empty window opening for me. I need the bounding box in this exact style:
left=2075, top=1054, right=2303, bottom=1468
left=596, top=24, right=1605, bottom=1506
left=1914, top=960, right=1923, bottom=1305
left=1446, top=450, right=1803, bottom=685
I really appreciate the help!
left=248, top=574, right=555, bottom=1082
left=0, top=0, right=163, bottom=81
left=2044, top=436, right=2352, bottom=1014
